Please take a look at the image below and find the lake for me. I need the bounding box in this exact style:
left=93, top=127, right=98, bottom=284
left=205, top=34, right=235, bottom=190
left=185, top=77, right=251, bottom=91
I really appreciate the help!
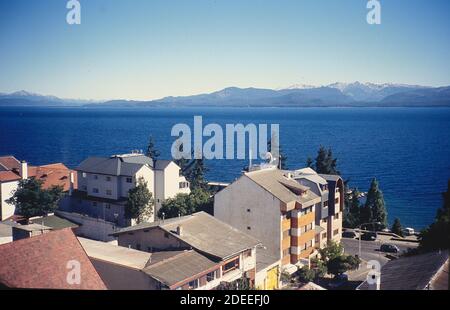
left=1, top=106, right=449, bottom=230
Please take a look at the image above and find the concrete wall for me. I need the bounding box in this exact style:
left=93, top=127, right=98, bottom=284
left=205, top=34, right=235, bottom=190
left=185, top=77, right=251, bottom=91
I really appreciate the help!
left=214, top=175, right=281, bottom=260
left=57, top=211, right=117, bottom=242
left=90, top=259, right=157, bottom=290
left=0, top=181, right=18, bottom=221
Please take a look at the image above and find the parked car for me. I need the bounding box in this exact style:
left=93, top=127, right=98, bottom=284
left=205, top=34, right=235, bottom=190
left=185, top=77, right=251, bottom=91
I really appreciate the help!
left=380, top=244, right=400, bottom=253
left=403, top=227, right=415, bottom=236
left=361, top=232, right=378, bottom=241
left=328, top=274, right=348, bottom=289
left=342, top=231, right=357, bottom=239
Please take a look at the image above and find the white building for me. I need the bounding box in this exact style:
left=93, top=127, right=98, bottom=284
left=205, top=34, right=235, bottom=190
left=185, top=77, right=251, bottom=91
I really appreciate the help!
left=61, top=153, right=190, bottom=228
left=0, top=156, right=27, bottom=221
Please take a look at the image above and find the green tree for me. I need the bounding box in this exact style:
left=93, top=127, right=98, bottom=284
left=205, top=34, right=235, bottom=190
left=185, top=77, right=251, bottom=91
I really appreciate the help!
left=186, top=158, right=208, bottom=190
left=327, top=255, right=360, bottom=277
left=343, top=189, right=361, bottom=228
left=145, top=135, right=160, bottom=161
left=125, top=177, right=154, bottom=224
left=318, top=241, right=344, bottom=262
left=418, top=180, right=450, bottom=252
left=391, top=218, right=404, bottom=237
left=297, top=266, right=315, bottom=283
left=157, top=188, right=213, bottom=219
left=365, top=178, right=388, bottom=229
left=217, top=276, right=252, bottom=290
left=306, top=157, right=313, bottom=168
left=310, top=146, right=340, bottom=175
left=7, top=178, right=64, bottom=219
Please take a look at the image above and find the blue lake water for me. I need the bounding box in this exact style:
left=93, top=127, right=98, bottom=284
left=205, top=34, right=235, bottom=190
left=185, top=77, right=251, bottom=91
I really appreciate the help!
left=1, top=106, right=449, bottom=230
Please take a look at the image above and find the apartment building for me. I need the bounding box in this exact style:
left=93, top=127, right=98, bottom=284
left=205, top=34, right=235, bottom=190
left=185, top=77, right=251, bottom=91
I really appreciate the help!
left=61, top=152, right=190, bottom=227
left=110, top=211, right=260, bottom=289
left=214, top=165, right=344, bottom=280
left=0, top=156, right=76, bottom=221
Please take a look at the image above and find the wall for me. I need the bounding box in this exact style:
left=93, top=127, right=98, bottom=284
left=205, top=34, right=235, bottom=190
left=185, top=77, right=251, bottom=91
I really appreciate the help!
left=90, top=259, right=157, bottom=290
left=0, top=181, right=18, bottom=220
left=117, top=226, right=188, bottom=252
left=214, top=175, right=281, bottom=260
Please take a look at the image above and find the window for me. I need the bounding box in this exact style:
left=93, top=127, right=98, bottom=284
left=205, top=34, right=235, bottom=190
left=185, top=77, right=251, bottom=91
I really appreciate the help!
left=105, top=203, right=111, bottom=209
left=206, top=271, right=217, bottom=282
left=106, top=190, right=112, bottom=196
left=335, top=198, right=339, bottom=204
left=247, top=226, right=251, bottom=230
left=283, top=229, right=290, bottom=238
left=126, top=177, right=133, bottom=183
left=94, top=175, right=98, bottom=180
left=334, top=229, right=339, bottom=236
left=179, top=182, right=189, bottom=189
left=188, top=279, right=199, bottom=289
left=300, top=243, right=307, bottom=251
left=106, top=176, right=111, bottom=182
left=93, top=188, right=99, bottom=193
left=223, top=258, right=239, bottom=274
left=322, top=232, right=327, bottom=239
left=92, top=202, right=97, bottom=207
left=283, top=212, right=291, bottom=220
left=335, top=213, right=340, bottom=219
left=323, top=201, right=328, bottom=207
left=247, top=209, right=251, bottom=213
left=282, top=248, right=290, bottom=257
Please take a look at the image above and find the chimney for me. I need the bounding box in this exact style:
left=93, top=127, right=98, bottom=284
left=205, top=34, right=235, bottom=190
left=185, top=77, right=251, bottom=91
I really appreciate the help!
left=69, top=171, right=74, bottom=196
left=176, top=225, right=183, bottom=236
left=19, top=161, right=28, bottom=180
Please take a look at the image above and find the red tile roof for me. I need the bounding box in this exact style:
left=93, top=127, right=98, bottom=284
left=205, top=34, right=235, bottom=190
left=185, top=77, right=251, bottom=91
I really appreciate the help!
left=0, top=171, right=21, bottom=182
left=0, top=228, right=106, bottom=290
left=0, top=156, right=20, bottom=171
left=28, top=163, right=77, bottom=191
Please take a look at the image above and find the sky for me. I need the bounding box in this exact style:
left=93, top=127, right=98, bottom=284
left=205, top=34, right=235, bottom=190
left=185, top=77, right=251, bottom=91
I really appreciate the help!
left=0, top=0, right=449, bottom=101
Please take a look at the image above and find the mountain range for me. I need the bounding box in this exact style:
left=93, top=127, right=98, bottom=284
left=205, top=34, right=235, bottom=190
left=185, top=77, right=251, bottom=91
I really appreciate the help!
left=1, top=82, right=450, bottom=108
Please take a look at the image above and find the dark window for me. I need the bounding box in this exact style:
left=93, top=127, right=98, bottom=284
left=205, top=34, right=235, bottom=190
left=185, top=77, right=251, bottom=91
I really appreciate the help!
left=188, top=279, right=199, bottom=289
left=126, top=177, right=133, bottom=183
left=106, top=176, right=111, bottom=182
left=136, top=244, right=141, bottom=250
left=206, top=271, right=217, bottom=282
left=247, top=226, right=251, bottom=230
left=223, top=258, right=239, bottom=274
left=247, top=209, right=251, bottom=213
left=93, top=188, right=99, bottom=194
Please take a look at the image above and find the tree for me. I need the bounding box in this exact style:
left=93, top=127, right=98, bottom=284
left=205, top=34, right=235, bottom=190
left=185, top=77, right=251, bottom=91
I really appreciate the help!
left=418, top=180, right=450, bottom=252
left=217, top=276, right=252, bottom=290
left=310, top=146, right=340, bottom=175
left=343, top=189, right=361, bottom=228
left=7, top=178, right=64, bottom=219
left=391, top=218, right=404, bottom=237
left=186, top=158, right=208, bottom=190
left=125, top=177, right=154, bottom=224
left=365, top=178, right=388, bottom=229
left=318, top=241, right=344, bottom=262
left=327, top=255, right=360, bottom=277
left=145, top=135, right=160, bottom=161
left=306, top=157, right=313, bottom=168
left=157, top=188, right=213, bottom=219
left=297, top=266, right=315, bottom=283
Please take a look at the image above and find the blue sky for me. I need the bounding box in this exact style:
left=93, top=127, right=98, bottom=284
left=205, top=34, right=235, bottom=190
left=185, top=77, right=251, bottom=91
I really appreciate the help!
left=0, top=0, right=449, bottom=100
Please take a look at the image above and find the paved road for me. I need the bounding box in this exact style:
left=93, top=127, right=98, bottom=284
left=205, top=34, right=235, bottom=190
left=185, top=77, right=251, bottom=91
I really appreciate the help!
left=342, top=237, right=417, bottom=267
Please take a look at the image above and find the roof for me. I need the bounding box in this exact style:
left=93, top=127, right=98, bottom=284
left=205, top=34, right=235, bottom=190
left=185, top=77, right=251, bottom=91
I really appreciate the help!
left=0, top=156, right=20, bottom=171
left=13, top=223, right=52, bottom=232
left=0, top=223, right=13, bottom=238
left=0, top=170, right=20, bottom=182
left=154, top=160, right=172, bottom=170
left=143, top=250, right=218, bottom=288
left=319, top=174, right=342, bottom=182
left=28, top=163, right=75, bottom=191
left=76, top=156, right=151, bottom=176
left=30, top=215, right=79, bottom=230
left=112, top=212, right=261, bottom=260
left=245, top=168, right=320, bottom=206
left=256, top=247, right=280, bottom=271
left=78, top=237, right=153, bottom=269
left=0, top=228, right=107, bottom=289
left=359, top=251, right=449, bottom=290
left=298, top=282, right=327, bottom=290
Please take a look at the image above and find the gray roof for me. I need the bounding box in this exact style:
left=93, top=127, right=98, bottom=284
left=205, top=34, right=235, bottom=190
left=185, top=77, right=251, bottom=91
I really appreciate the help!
left=112, top=212, right=261, bottom=260
left=30, top=215, right=79, bottom=230
left=143, top=250, right=218, bottom=288
left=245, top=168, right=320, bottom=207
left=13, top=224, right=52, bottom=232
left=318, top=174, right=342, bottom=182
left=359, top=251, right=449, bottom=290
left=153, top=160, right=172, bottom=170
left=76, top=156, right=151, bottom=176
left=256, top=247, right=280, bottom=272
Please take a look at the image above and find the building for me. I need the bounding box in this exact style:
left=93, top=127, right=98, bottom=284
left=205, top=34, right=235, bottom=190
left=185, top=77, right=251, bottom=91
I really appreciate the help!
left=0, top=228, right=106, bottom=289
left=214, top=165, right=344, bottom=286
left=358, top=251, right=449, bottom=290
left=61, top=153, right=190, bottom=228
left=110, top=211, right=260, bottom=288
left=79, top=237, right=226, bottom=290
left=0, top=156, right=76, bottom=221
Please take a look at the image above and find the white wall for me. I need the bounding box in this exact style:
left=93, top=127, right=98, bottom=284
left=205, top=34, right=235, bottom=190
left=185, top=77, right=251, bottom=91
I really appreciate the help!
left=214, top=176, right=281, bottom=259
left=0, top=181, right=18, bottom=221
